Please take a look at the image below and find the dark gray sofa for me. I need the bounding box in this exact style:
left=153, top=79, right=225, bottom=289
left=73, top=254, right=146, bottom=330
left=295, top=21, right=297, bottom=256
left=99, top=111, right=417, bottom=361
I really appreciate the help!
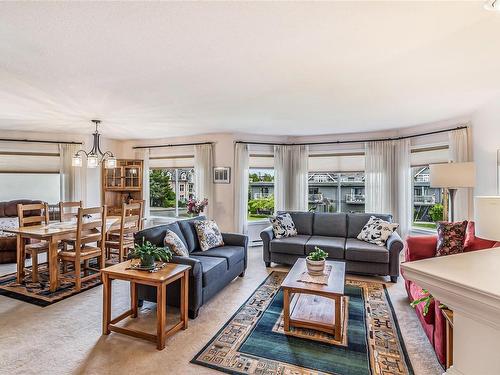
left=134, top=216, right=248, bottom=319
left=261, top=211, right=404, bottom=282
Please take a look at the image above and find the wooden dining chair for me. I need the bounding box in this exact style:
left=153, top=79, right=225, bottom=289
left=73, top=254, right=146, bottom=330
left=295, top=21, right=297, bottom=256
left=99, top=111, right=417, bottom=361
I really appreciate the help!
left=106, top=201, right=143, bottom=263
left=129, top=199, right=145, bottom=230
left=58, top=206, right=107, bottom=291
left=17, top=202, right=50, bottom=283
left=59, top=201, right=83, bottom=222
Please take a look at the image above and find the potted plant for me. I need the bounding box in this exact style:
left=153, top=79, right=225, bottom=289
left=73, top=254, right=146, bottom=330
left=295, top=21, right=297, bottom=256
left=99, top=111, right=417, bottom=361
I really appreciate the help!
left=410, top=288, right=447, bottom=316
left=187, top=198, right=208, bottom=217
left=130, top=238, right=172, bottom=268
left=306, top=246, right=328, bottom=275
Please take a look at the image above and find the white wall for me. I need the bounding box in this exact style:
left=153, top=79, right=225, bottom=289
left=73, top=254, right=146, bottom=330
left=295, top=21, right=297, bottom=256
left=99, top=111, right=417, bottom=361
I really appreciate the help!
left=472, top=96, right=500, bottom=196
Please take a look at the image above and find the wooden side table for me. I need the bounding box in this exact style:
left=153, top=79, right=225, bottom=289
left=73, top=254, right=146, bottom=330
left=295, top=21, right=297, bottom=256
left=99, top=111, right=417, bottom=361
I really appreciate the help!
left=101, top=261, right=190, bottom=350
left=442, top=308, right=454, bottom=369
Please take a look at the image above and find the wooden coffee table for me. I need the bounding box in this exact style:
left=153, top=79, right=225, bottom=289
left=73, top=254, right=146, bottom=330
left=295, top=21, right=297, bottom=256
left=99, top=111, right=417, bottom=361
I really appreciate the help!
left=281, top=258, right=346, bottom=341
left=101, top=260, right=190, bottom=350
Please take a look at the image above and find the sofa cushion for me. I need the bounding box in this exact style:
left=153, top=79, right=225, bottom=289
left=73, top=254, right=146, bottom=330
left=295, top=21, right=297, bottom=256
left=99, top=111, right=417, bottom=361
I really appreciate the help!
left=278, top=211, right=314, bottom=235
left=270, top=235, right=310, bottom=255
left=345, top=238, right=389, bottom=263
left=190, top=255, right=227, bottom=287
left=191, top=245, right=245, bottom=269
left=178, top=216, right=206, bottom=252
left=312, top=213, right=347, bottom=237
left=347, top=213, right=393, bottom=238
left=193, top=220, right=224, bottom=251
left=305, top=236, right=345, bottom=259
left=135, top=221, right=187, bottom=249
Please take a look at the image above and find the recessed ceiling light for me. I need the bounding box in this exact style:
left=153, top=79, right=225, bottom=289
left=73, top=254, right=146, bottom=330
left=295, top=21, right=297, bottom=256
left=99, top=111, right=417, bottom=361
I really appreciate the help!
left=484, top=0, right=500, bottom=11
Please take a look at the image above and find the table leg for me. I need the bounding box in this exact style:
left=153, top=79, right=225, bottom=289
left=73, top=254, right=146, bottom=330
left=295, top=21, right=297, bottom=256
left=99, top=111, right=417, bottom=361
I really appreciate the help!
left=130, top=281, right=138, bottom=318
left=16, top=234, right=25, bottom=284
left=334, top=295, right=342, bottom=342
left=283, top=288, right=290, bottom=332
left=102, top=274, right=111, bottom=335
left=180, top=270, right=189, bottom=329
left=48, top=238, right=59, bottom=292
left=157, top=283, right=166, bottom=350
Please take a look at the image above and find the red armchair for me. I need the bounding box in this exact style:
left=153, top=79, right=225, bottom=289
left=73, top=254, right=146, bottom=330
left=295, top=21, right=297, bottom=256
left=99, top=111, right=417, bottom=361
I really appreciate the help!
left=403, top=222, right=498, bottom=366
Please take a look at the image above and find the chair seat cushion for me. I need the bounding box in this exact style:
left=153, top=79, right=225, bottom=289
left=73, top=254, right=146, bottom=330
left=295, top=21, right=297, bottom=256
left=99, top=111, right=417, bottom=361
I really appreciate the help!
left=59, top=246, right=101, bottom=258
left=190, top=255, right=227, bottom=287
left=345, top=238, right=389, bottom=263
left=26, top=241, right=49, bottom=252
left=270, top=235, right=310, bottom=255
left=305, top=236, right=345, bottom=259
left=191, top=245, right=244, bottom=269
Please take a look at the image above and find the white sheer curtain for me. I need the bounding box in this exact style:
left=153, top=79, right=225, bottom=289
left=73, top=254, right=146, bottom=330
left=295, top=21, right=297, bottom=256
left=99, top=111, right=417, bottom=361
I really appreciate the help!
left=194, top=143, right=214, bottom=219
left=449, top=128, right=473, bottom=221
left=59, top=144, right=86, bottom=204
left=365, top=139, right=411, bottom=237
left=135, top=148, right=151, bottom=221
left=274, top=145, right=308, bottom=212
left=234, top=143, right=249, bottom=234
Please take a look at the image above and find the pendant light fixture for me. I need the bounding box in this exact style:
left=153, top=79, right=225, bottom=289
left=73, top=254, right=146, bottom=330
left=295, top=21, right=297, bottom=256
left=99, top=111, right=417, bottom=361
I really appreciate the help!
left=72, top=120, right=117, bottom=169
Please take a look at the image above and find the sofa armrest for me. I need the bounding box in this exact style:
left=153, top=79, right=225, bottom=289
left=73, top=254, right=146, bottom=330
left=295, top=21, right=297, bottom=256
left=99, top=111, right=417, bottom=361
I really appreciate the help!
left=405, top=235, right=437, bottom=262
left=171, top=255, right=202, bottom=278
left=222, top=232, right=248, bottom=248
left=260, top=226, right=274, bottom=264
left=386, top=231, right=404, bottom=278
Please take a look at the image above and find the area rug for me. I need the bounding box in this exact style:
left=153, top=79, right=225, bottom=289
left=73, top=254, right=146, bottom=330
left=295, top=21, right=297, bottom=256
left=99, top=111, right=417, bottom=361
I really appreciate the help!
left=192, top=271, right=414, bottom=375
left=0, top=263, right=101, bottom=307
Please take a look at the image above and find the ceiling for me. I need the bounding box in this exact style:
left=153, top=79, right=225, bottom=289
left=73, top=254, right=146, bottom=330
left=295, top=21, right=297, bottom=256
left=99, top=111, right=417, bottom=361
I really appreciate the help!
left=0, top=1, right=499, bottom=140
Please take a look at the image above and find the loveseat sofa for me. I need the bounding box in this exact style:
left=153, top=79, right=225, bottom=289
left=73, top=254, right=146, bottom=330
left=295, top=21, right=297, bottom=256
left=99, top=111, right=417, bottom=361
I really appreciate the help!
left=134, top=216, right=248, bottom=319
left=261, top=211, right=404, bottom=282
left=403, top=222, right=498, bottom=366
left=0, top=199, right=43, bottom=263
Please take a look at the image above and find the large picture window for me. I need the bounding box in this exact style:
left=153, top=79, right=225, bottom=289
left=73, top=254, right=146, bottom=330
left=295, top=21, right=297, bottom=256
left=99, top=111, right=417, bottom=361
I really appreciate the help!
left=248, top=167, right=275, bottom=221
left=412, top=166, right=444, bottom=230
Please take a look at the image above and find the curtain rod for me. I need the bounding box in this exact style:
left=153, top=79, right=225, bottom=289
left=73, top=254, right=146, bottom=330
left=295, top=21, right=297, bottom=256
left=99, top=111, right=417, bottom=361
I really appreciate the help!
left=133, top=141, right=214, bottom=150
left=0, top=138, right=82, bottom=145
left=235, top=125, right=468, bottom=146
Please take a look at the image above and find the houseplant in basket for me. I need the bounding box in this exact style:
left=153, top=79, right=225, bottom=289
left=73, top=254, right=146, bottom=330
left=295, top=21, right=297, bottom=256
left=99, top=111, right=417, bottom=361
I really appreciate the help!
left=306, top=247, right=328, bottom=275
left=130, top=238, right=172, bottom=268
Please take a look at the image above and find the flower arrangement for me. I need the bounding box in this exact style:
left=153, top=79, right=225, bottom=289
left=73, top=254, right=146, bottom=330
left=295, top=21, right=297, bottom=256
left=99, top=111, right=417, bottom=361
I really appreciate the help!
left=187, top=198, right=208, bottom=216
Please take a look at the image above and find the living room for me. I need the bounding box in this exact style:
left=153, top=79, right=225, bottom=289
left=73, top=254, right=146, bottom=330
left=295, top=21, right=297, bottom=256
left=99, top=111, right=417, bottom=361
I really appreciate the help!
left=1, top=2, right=500, bottom=375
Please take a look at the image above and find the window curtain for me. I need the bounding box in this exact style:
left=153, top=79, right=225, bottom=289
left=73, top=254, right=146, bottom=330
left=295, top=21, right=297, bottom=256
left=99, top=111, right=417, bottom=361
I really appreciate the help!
left=274, top=145, right=308, bottom=212
left=234, top=143, right=249, bottom=234
left=59, top=144, right=86, bottom=204
left=135, top=148, right=151, bottom=221
left=194, top=143, right=214, bottom=219
left=365, top=139, right=411, bottom=238
left=449, top=127, right=473, bottom=221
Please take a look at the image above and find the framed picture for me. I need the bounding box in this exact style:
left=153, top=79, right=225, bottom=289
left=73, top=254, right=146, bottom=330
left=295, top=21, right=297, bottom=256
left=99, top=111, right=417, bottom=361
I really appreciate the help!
left=213, top=167, right=231, bottom=184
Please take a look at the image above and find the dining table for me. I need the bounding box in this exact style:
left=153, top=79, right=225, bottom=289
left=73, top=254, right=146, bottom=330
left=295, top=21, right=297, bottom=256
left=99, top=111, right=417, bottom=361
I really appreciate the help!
left=4, top=216, right=120, bottom=292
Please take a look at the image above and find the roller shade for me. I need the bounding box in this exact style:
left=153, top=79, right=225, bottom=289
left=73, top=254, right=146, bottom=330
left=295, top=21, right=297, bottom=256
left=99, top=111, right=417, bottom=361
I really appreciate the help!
left=149, top=157, right=194, bottom=168
left=0, top=152, right=60, bottom=173
left=309, top=154, right=365, bottom=172
left=410, top=146, right=449, bottom=167
left=249, top=155, right=274, bottom=169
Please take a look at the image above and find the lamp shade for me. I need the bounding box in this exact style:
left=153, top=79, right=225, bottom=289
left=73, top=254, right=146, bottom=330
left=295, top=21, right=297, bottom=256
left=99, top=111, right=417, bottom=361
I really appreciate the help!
left=474, top=196, right=500, bottom=241
left=429, top=162, right=476, bottom=188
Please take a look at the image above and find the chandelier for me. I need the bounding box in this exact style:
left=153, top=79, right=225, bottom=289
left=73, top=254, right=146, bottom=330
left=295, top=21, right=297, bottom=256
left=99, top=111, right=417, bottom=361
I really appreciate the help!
left=72, top=120, right=117, bottom=169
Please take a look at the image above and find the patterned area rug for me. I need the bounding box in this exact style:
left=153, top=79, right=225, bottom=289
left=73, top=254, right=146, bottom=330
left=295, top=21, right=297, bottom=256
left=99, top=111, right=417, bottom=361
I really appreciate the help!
left=192, top=271, right=414, bottom=375
left=0, top=263, right=101, bottom=307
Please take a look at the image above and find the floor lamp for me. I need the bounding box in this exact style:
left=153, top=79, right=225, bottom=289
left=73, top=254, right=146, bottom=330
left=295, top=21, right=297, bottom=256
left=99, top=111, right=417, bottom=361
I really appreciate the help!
left=429, top=162, right=476, bottom=222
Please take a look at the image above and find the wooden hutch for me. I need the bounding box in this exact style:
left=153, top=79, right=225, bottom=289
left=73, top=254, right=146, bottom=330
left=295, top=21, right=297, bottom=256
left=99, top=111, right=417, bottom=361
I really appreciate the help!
left=101, top=159, right=144, bottom=216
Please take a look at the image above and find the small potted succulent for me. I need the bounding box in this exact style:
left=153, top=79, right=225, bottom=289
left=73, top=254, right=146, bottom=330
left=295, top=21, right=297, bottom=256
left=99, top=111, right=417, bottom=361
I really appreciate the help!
left=306, top=246, right=328, bottom=275
left=130, top=238, right=172, bottom=268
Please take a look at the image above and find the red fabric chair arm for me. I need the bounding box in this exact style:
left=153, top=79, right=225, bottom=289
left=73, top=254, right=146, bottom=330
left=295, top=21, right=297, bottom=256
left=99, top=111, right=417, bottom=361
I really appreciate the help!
left=405, top=235, right=437, bottom=262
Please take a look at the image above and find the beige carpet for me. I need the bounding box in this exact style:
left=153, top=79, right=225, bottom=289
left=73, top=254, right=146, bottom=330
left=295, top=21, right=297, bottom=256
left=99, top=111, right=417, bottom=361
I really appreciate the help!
left=0, top=248, right=443, bottom=375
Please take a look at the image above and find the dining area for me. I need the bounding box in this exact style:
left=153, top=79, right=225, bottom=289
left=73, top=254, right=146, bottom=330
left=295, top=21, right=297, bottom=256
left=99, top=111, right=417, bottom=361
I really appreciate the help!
left=1, top=200, right=144, bottom=300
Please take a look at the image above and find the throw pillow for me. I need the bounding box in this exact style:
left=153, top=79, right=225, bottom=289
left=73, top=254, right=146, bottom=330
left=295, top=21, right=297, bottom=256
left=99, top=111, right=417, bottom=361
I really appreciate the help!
left=194, top=220, right=224, bottom=251
left=164, top=229, right=189, bottom=257
left=357, top=216, right=399, bottom=246
left=269, top=213, right=297, bottom=238
left=436, top=221, right=468, bottom=257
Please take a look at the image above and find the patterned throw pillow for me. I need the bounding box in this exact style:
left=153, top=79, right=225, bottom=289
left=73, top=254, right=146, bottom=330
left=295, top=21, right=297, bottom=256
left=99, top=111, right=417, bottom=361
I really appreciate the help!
left=436, top=221, right=468, bottom=257
left=269, top=213, right=298, bottom=238
left=164, top=230, right=189, bottom=257
left=357, top=216, right=399, bottom=246
left=194, top=220, right=224, bottom=251
left=0, top=217, right=18, bottom=238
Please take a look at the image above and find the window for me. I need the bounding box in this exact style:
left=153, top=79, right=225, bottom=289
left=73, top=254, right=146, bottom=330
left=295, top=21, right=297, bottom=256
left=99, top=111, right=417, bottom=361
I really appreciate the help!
left=0, top=173, right=60, bottom=204
left=248, top=152, right=275, bottom=222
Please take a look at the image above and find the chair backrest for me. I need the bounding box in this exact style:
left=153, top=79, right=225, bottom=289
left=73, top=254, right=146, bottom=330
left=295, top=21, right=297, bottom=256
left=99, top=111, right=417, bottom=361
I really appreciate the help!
left=59, top=201, right=83, bottom=222
left=128, top=199, right=145, bottom=230
left=74, top=206, right=107, bottom=255
left=112, top=202, right=143, bottom=244
left=17, top=203, right=49, bottom=227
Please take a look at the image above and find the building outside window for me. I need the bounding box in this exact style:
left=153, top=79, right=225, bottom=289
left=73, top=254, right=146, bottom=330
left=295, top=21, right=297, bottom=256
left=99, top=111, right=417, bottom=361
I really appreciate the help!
left=149, top=167, right=195, bottom=218
left=248, top=167, right=274, bottom=221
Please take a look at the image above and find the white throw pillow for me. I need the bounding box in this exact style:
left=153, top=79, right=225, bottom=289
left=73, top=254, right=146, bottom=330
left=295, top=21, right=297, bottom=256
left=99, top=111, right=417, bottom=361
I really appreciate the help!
left=357, top=216, right=399, bottom=246
left=164, top=229, right=189, bottom=257
left=193, top=220, right=225, bottom=251
left=269, top=213, right=298, bottom=238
